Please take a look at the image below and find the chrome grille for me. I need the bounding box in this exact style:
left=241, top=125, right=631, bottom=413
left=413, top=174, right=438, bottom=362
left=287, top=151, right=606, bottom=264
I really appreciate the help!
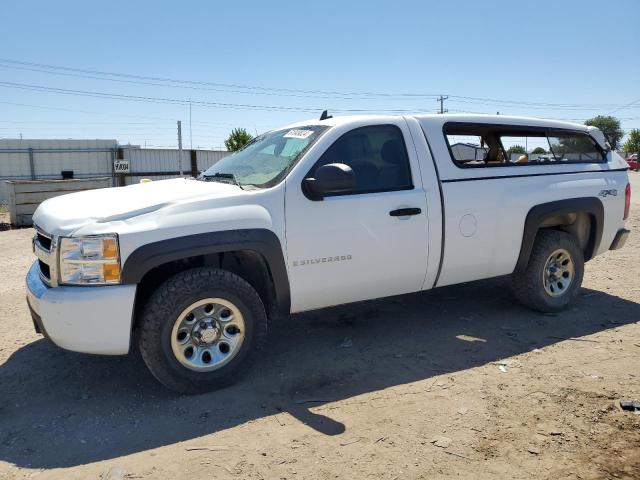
left=35, top=230, right=52, bottom=251
left=38, top=259, right=50, bottom=280
left=33, top=225, right=57, bottom=287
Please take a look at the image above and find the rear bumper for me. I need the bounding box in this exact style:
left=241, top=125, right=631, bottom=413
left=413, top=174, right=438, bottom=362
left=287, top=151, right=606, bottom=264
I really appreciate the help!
left=610, top=228, right=630, bottom=251
left=26, top=261, right=137, bottom=355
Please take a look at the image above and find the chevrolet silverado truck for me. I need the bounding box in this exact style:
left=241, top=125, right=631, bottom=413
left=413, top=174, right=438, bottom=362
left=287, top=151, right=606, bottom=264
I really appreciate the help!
left=26, top=114, right=631, bottom=393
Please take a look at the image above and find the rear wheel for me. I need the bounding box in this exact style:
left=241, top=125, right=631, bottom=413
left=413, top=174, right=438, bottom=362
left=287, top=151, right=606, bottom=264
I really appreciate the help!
left=138, top=267, right=268, bottom=394
left=512, top=230, right=584, bottom=312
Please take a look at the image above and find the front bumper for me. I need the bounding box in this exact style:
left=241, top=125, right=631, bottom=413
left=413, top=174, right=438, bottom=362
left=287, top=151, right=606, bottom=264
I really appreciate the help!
left=26, top=261, right=137, bottom=355
left=610, top=228, right=630, bottom=251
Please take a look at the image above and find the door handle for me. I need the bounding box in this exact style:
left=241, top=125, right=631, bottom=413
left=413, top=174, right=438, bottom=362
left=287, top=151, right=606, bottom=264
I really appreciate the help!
left=389, top=207, right=422, bottom=217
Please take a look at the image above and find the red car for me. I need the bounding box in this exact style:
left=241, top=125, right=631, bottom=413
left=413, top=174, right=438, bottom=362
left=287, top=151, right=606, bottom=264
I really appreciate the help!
left=626, top=153, right=638, bottom=171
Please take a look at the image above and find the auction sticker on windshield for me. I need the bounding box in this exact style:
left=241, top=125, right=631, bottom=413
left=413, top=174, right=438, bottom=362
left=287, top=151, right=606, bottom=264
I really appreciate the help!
left=283, top=129, right=314, bottom=139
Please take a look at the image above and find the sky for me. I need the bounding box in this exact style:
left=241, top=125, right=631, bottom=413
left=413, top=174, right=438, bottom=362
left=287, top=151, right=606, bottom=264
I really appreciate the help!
left=0, top=0, right=638, bottom=150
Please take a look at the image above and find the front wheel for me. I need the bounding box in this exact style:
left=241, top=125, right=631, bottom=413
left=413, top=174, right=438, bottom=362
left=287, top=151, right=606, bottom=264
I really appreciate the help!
left=512, top=230, right=584, bottom=312
left=138, top=267, right=268, bottom=394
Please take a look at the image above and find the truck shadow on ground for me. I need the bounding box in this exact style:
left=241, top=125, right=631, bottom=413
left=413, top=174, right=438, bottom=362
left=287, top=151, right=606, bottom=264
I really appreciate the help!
left=1, top=277, right=638, bottom=468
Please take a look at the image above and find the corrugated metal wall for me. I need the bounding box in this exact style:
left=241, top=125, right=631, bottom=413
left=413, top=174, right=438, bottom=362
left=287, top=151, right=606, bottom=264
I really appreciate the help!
left=121, top=148, right=230, bottom=185
left=0, top=139, right=117, bottom=203
left=197, top=150, right=230, bottom=171
left=123, top=148, right=183, bottom=176
left=0, top=141, right=230, bottom=202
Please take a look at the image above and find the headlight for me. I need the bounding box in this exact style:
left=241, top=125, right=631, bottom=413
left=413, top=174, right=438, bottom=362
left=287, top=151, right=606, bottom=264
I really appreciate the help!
left=59, top=235, right=121, bottom=285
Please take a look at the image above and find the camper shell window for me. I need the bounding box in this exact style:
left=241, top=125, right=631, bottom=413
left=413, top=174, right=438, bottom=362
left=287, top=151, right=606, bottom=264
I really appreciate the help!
left=443, top=123, right=606, bottom=168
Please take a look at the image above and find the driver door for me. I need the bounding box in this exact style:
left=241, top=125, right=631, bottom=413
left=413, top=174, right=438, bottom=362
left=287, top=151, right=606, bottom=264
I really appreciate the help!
left=285, top=120, right=430, bottom=312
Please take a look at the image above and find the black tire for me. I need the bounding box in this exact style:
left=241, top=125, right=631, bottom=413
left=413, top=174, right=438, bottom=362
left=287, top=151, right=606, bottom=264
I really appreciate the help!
left=511, top=230, right=584, bottom=313
left=138, top=267, right=268, bottom=394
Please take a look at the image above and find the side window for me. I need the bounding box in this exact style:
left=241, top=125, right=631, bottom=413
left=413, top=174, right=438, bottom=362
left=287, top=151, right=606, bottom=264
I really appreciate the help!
left=499, top=134, right=552, bottom=164
left=547, top=133, right=604, bottom=163
left=445, top=126, right=508, bottom=166
left=445, top=123, right=605, bottom=167
left=449, top=136, right=488, bottom=164
left=311, top=125, right=413, bottom=194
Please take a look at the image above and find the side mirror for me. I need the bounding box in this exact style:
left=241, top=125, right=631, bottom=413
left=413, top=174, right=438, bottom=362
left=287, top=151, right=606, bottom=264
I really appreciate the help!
left=304, top=163, right=355, bottom=200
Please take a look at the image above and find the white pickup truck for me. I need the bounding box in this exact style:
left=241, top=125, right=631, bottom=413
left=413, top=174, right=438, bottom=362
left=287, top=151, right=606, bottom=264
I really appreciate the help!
left=27, top=113, right=630, bottom=393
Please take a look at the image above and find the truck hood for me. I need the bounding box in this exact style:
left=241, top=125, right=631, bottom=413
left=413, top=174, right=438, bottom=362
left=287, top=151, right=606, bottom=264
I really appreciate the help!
left=33, top=178, right=241, bottom=235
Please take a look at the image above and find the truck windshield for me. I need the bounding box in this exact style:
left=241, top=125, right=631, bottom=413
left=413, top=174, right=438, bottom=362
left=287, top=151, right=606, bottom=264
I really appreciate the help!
left=200, top=125, right=328, bottom=188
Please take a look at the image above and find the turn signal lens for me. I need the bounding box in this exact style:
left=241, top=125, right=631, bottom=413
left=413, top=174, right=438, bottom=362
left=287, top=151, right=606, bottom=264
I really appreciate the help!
left=103, top=262, right=121, bottom=282
left=102, top=238, right=119, bottom=259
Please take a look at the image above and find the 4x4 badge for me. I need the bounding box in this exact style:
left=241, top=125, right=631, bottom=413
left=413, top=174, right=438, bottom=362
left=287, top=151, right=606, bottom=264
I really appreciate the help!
left=598, top=189, right=617, bottom=197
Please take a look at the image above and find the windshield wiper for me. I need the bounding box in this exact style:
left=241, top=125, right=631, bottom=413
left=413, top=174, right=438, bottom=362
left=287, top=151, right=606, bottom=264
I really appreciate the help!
left=202, top=172, right=245, bottom=190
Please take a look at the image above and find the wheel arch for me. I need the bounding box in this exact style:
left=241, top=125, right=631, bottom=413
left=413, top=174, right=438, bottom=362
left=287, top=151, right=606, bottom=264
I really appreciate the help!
left=514, top=197, right=604, bottom=273
left=121, top=229, right=291, bottom=319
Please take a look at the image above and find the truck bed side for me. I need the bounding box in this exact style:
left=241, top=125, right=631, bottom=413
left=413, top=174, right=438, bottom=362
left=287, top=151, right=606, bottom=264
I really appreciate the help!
left=416, top=116, right=628, bottom=288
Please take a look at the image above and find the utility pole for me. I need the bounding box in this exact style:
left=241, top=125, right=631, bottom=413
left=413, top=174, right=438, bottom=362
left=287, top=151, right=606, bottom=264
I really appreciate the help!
left=189, top=99, right=193, bottom=150
left=437, top=95, right=449, bottom=114
left=177, top=120, right=183, bottom=176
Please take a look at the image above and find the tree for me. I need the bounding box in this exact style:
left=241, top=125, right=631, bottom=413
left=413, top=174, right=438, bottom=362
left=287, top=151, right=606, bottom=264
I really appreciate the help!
left=584, top=115, right=624, bottom=149
left=623, top=129, right=640, bottom=154
left=531, top=147, right=547, bottom=154
left=224, top=128, right=254, bottom=152
left=506, top=145, right=526, bottom=156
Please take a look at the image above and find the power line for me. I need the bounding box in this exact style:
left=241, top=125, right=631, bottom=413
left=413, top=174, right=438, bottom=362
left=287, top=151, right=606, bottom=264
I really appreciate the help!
left=0, top=101, right=278, bottom=129
left=7, top=78, right=635, bottom=120
left=0, top=62, right=442, bottom=102
left=0, top=80, right=441, bottom=114
left=0, top=58, right=442, bottom=100
left=0, top=81, right=317, bottom=112
left=607, top=98, right=640, bottom=115
left=0, top=99, right=182, bottom=121
left=446, top=97, right=640, bottom=111
left=0, top=58, right=636, bottom=111
left=1, top=82, right=638, bottom=144
left=0, top=120, right=176, bottom=125
left=447, top=95, right=629, bottom=109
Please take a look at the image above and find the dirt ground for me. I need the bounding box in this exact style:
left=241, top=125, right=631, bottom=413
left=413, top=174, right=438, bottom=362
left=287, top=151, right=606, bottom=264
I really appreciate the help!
left=1, top=177, right=639, bottom=480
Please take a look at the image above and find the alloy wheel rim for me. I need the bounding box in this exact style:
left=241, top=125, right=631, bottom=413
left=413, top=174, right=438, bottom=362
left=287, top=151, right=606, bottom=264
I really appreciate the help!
left=542, top=248, right=575, bottom=297
left=170, top=298, right=245, bottom=372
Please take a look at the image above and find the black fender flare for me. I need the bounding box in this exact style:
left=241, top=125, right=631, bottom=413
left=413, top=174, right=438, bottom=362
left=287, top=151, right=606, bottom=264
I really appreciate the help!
left=514, top=197, right=604, bottom=273
left=121, top=229, right=290, bottom=315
